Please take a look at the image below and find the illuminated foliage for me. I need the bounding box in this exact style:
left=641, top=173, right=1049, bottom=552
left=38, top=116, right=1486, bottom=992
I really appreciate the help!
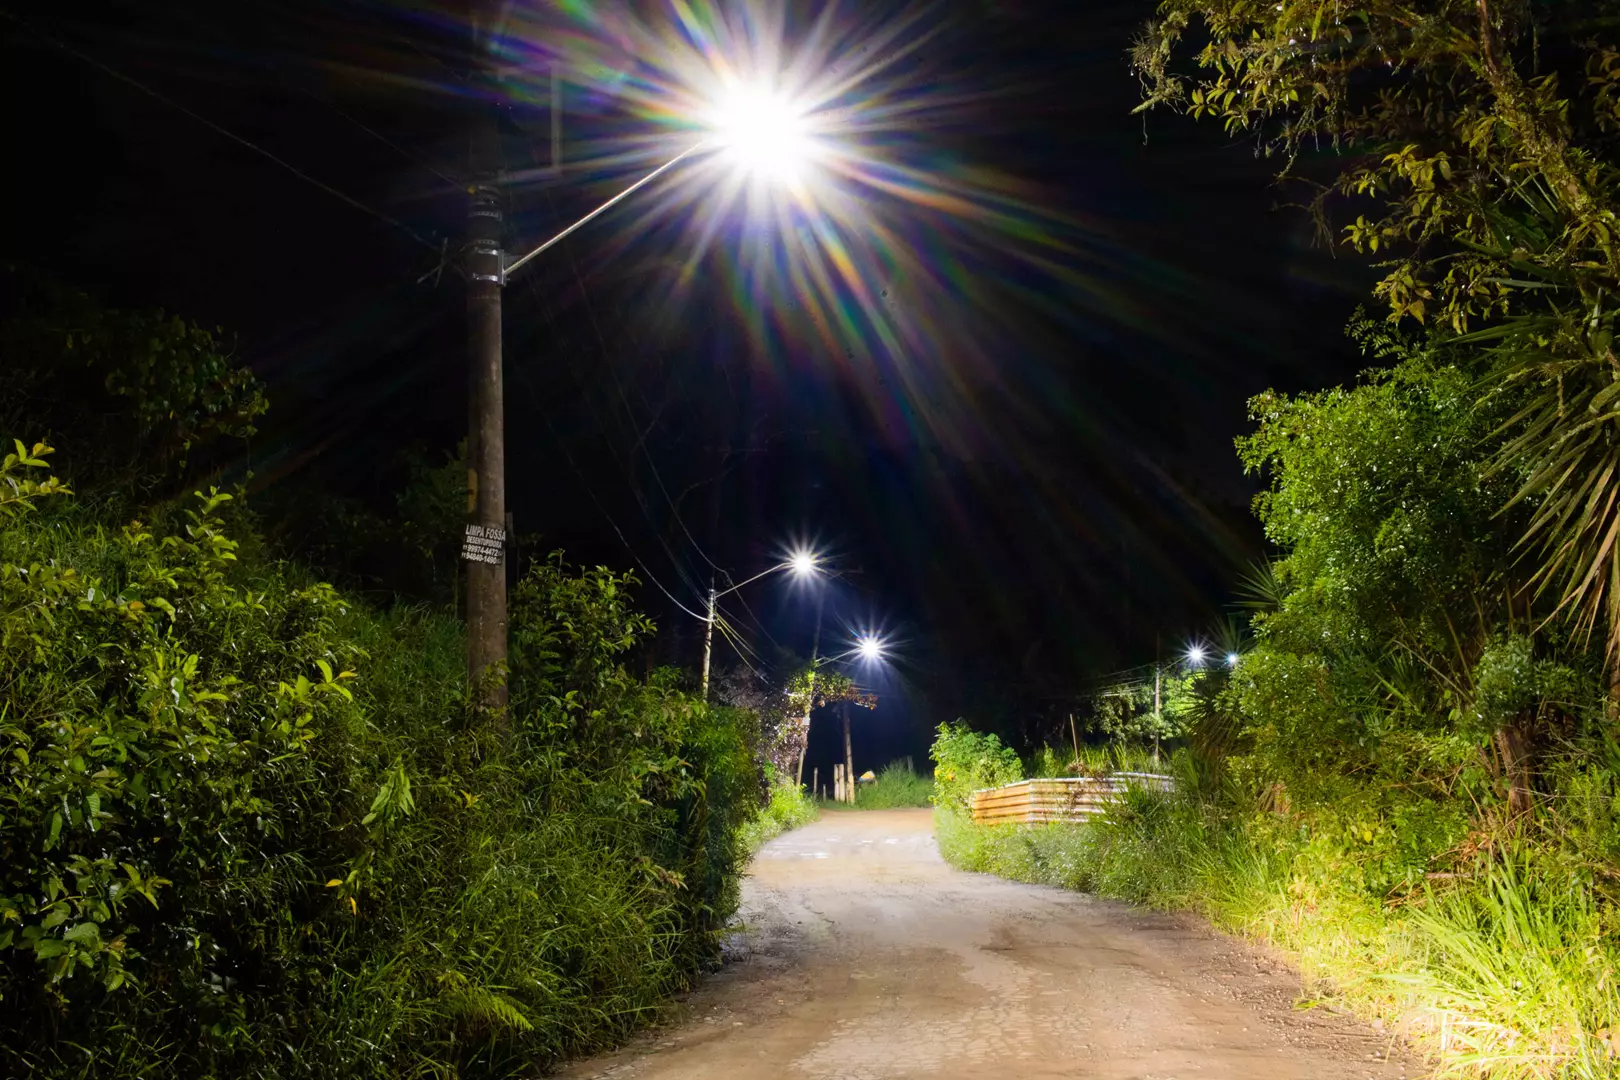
left=0, top=446, right=761, bottom=1078
left=1133, top=0, right=1620, bottom=671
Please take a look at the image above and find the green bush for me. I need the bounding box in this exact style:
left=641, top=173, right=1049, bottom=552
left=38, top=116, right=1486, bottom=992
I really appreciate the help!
left=930, top=721, right=1022, bottom=812
left=0, top=443, right=761, bottom=1078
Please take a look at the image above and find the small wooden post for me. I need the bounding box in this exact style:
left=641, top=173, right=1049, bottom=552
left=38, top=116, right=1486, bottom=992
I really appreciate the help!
left=811, top=766, right=818, bottom=799
left=1069, top=713, right=1081, bottom=770
left=834, top=763, right=844, bottom=803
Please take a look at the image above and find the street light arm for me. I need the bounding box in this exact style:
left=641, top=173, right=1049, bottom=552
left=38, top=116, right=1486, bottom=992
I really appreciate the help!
left=713, top=560, right=794, bottom=600
left=505, top=141, right=708, bottom=280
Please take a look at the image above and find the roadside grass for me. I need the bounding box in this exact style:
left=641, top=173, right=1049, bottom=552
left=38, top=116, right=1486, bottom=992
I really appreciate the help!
left=817, top=760, right=936, bottom=811
left=739, top=780, right=819, bottom=852
left=1027, top=743, right=1165, bottom=779
left=936, top=785, right=1620, bottom=1080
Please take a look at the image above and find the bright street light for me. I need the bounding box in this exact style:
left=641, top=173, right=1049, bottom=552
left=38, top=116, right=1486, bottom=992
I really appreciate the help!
left=506, top=79, right=822, bottom=279
left=1226, top=652, right=1241, bottom=668
left=1185, top=644, right=1208, bottom=667
left=857, top=634, right=886, bottom=662
left=709, top=84, right=814, bottom=180
left=701, top=546, right=827, bottom=699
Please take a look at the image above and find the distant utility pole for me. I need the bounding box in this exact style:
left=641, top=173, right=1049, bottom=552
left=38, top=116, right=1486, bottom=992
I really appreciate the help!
left=463, top=5, right=507, bottom=712
left=1152, top=634, right=1162, bottom=767
left=841, top=701, right=855, bottom=804
left=701, top=581, right=717, bottom=699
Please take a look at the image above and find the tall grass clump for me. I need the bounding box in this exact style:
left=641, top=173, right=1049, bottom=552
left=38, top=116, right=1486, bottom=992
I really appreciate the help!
left=819, top=760, right=934, bottom=810
left=854, top=760, right=935, bottom=808
left=0, top=443, right=765, bottom=1079
left=737, top=770, right=818, bottom=852
left=1027, top=742, right=1165, bottom=779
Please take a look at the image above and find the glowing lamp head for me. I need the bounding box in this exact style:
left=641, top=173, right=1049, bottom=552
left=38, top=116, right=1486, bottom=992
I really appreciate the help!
left=709, top=84, right=814, bottom=181
left=788, top=549, right=820, bottom=577
left=1185, top=645, right=1208, bottom=667
left=1226, top=652, right=1241, bottom=668
left=857, top=635, right=885, bottom=662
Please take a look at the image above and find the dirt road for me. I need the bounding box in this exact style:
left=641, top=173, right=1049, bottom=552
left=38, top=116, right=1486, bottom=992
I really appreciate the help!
left=559, top=809, right=1422, bottom=1080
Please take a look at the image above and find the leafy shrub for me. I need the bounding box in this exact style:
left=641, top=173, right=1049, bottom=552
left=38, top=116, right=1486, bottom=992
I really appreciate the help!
left=930, top=721, right=1022, bottom=812
left=0, top=444, right=761, bottom=1078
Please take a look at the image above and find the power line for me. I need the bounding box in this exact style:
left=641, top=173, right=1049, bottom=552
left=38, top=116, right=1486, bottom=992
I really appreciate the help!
left=521, top=267, right=713, bottom=602
left=528, top=389, right=711, bottom=623
left=714, top=606, right=770, bottom=666
left=541, top=184, right=728, bottom=576
left=517, top=267, right=713, bottom=623
left=714, top=615, right=767, bottom=682
left=6, top=11, right=440, bottom=253
left=291, top=82, right=462, bottom=189
left=723, top=571, right=785, bottom=653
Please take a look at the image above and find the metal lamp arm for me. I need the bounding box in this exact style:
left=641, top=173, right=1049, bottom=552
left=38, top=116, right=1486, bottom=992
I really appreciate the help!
left=504, top=140, right=708, bottom=280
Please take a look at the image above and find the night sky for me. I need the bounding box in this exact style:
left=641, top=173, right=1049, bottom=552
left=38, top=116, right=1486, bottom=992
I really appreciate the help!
left=2, top=0, right=1375, bottom=772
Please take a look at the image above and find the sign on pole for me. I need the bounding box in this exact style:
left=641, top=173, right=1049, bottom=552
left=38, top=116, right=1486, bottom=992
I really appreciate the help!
left=461, top=523, right=505, bottom=565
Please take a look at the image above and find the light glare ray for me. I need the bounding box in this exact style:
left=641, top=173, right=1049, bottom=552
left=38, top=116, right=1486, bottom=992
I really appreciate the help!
left=491, top=0, right=1205, bottom=470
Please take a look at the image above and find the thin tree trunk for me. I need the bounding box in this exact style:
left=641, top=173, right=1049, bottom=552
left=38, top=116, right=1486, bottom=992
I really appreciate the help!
left=1495, top=721, right=1534, bottom=821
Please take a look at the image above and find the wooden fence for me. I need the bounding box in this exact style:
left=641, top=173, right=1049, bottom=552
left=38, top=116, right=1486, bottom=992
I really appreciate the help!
left=968, top=773, right=1176, bottom=826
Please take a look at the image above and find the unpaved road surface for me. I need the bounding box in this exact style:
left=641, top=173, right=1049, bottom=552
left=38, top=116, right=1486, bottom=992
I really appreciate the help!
left=559, top=809, right=1422, bottom=1080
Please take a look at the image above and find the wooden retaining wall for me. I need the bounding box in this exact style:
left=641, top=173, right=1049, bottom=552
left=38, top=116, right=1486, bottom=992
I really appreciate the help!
left=968, top=773, right=1175, bottom=825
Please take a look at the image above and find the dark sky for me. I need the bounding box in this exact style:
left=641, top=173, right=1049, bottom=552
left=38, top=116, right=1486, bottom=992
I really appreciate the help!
left=2, top=0, right=1374, bottom=765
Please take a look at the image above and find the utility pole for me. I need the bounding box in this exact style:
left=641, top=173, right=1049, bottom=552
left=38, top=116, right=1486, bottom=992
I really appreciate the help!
left=463, top=6, right=507, bottom=713
left=700, top=583, right=717, bottom=700
left=1152, top=634, right=1162, bottom=767
left=841, top=701, right=855, bottom=804
left=1153, top=666, right=1162, bottom=766
left=699, top=446, right=726, bottom=702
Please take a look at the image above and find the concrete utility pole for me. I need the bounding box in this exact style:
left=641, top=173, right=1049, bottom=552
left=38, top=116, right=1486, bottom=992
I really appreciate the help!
left=463, top=9, right=507, bottom=712
left=700, top=583, right=717, bottom=700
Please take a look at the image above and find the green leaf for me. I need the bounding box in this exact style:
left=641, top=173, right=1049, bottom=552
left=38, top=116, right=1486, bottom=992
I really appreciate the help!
left=63, top=922, right=101, bottom=946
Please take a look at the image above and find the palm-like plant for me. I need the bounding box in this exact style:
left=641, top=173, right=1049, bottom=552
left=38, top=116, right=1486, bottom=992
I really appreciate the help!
left=1465, top=188, right=1620, bottom=686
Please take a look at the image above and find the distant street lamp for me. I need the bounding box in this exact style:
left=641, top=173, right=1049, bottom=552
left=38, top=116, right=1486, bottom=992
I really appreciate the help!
left=701, top=548, right=822, bottom=699
left=803, top=632, right=891, bottom=804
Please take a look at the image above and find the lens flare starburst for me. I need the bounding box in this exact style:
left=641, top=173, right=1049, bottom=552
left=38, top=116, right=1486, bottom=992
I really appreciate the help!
left=486, top=0, right=1110, bottom=469
left=707, top=83, right=814, bottom=181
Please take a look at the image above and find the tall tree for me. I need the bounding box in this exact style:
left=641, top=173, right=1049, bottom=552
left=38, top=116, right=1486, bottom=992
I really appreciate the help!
left=1132, top=0, right=1620, bottom=678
